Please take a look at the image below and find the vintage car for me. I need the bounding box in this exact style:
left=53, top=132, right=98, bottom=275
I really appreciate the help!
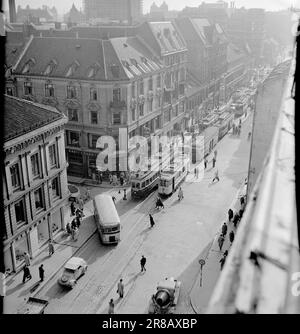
left=58, top=257, right=87, bottom=289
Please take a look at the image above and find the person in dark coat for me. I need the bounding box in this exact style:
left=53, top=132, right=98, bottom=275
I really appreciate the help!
left=22, top=265, right=31, bottom=283
left=218, top=234, right=225, bottom=251
left=117, top=279, right=124, bottom=298
left=228, top=209, right=234, bottom=222
left=39, top=264, right=45, bottom=282
left=219, top=256, right=226, bottom=270
left=71, top=218, right=77, bottom=230
left=221, top=222, right=228, bottom=237
left=212, top=157, right=216, bottom=168
left=240, top=196, right=245, bottom=207
left=204, top=158, right=208, bottom=169
left=66, top=222, right=72, bottom=234
left=70, top=201, right=76, bottom=216
left=140, top=256, right=146, bottom=272
left=229, top=231, right=235, bottom=245
left=233, top=212, right=240, bottom=228
left=149, top=214, right=155, bottom=228
left=48, top=240, right=55, bottom=256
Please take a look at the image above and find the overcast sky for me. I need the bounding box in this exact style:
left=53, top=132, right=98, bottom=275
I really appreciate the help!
left=3, top=0, right=299, bottom=15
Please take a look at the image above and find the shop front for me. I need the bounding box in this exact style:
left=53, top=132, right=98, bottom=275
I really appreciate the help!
left=13, top=232, right=30, bottom=270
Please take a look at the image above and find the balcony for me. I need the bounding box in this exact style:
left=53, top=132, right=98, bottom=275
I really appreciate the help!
left=109, top=100, right=126, bottom=109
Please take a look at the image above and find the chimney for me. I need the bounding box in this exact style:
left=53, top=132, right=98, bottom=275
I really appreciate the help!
left=9, top=0, right=17, bottom=23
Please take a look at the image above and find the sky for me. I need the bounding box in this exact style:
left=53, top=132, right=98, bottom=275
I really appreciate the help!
left=3, top=0, right=299, bottom=15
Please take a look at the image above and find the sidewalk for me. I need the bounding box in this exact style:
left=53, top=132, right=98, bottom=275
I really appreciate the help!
left=189, top=171, right=247, bottom=314
left=68, top=175, right=130, bottom=189
left=4, top=200, right=97, bottom=314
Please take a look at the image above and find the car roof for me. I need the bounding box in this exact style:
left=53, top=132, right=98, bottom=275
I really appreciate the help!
left=64, top=257, right=85, bottom=270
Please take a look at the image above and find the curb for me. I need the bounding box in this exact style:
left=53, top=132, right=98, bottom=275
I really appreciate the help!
left=31, top=228, right=97, bottom=301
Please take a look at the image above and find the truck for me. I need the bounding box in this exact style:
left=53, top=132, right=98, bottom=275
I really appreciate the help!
left=148, top=277, right=181, bottom=314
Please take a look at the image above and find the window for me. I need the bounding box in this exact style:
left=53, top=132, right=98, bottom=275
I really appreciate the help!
left=90, top=110, right=98, bottom=124
left=24, top=82, right=32, bottom=95
left=67, top=86, right=76, bottom=99
left=89, top=134, right=100, bottom=149
left=149, top=98, right=153, bottom=112
left=48, top=144, right=57, bottom=168
left=157, top=75, right=161, bottom=88
left=31, top=153, right=40, bottom=179
left=139, top=81, right=144, bottom=95
left=51, top=177, right=60, bottom=199
left=113, top=88, right=121, bottom=102
left=45, top=83, right=54, bottom=97
left=132, top=108, right=135, bottom=121
left=148, top=77, right=153, bottom=91
left=90, top=88, right=97, bottom=101
left=15, top=199, right=26, bottom=226
left=34, top=187, right=44, bottom=211
left=113, top=113, right=121, bottom=125
left=139, top=103, right=144, bottom=116
left=6, top=87, right=13, bottom=96
left=164, top=109, right=171, bottom=123
left=10, top=163, right=21, bottom=190
left=67, top=131, right=80, bottom=147
left=131, top=83, right=136, bottom=98
left=68, top=108, right=78, bottom=122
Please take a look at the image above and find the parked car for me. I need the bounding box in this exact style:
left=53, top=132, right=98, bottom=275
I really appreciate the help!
left=58, top=257, right=87, bottom=289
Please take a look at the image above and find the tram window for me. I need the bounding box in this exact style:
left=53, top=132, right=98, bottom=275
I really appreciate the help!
left=136, top=183, right=140, bottom=189
left=146, top=179, right=149, bottom=186
left=142, top=182, right=145, bottom=188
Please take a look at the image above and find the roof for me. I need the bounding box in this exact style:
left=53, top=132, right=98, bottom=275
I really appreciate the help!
left=14, top=36, right=162, bottom=81
left=94, top=194, right=120, bottom=226
left=65, top=257, right=85, bottom=270
left=4, top=95, right=65, bottom=142
left=148, top=21, right=186, bottom=54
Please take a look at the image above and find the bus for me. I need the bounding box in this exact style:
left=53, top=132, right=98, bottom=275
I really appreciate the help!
left=93, top=194, right=120, bottom=244
left=158, top=155, right=190, bottom=196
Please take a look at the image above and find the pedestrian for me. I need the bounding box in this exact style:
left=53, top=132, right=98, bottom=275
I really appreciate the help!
left=140, top=255, right=146, bottom=272
left=221, top=222, right=228, bottom=237
left=228, top=208, right=234, bottom=222
left=178, top=187, right=183, bottom=201
left=239, top=209, right=244, bottom=220
left=48, top=240, right=55, bottom=256
left=229, top=231, right=235, bottom=245
left=108, top=299, right=114, bottom=314
left=39, top=264, right=45, bottom=282
left=99, top=172, right=103, bottom=184
left=212, top=157, right=216, bottom=168
left=240, top=196, right=245, bottom=207
left=194, top=167, right=197, bottom=177
left=23, top=252, right=30, bottom=266
left=70, top=201, right=76, bottom=216
left=66, top=222, right=72, bottom=234
left=204, top=158, right=208, bottom=169
left=218, top=234, right=225, bottom=251
left=75, top=216, right=81, bottom=229
left=219, top=256, right=226, bottom=270
left=149, top=214, right=155, bottom=228
left=248, top=131, right=251, bottom=141
left=233, top=212, right=240, bottom=228
left=78, top=197, right=84, bottom=214
left=117, top=279, right=124, bottom=298
left=22, top=265, right=32, bottom=283
left=71, top=218, right=77, bottom=230
left=212, top=169, right=219, bottom=183
left=112, top=196, right=116, bottom=205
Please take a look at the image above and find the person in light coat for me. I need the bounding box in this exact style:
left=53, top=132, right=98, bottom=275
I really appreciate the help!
left=117, top=279, right=124, bottom=298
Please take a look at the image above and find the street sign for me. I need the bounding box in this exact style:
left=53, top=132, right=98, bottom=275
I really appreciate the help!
left=199, top=259, right=206, bottom=267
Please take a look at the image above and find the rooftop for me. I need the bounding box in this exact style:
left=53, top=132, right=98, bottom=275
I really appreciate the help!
left=4, top=95, right=65, bottom=142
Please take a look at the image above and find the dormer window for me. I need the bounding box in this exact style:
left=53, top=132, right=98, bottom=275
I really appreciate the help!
left=44, top=59, right=57, bottom=76
left=130, top=58, right=138, bottom=67
left=66, top=60, right=80, bottom=77
left=87, top=62, right=100, bottom=79
left=22, top=58, right=36, bottom=74
left=111, top=64, right=120, bottom=78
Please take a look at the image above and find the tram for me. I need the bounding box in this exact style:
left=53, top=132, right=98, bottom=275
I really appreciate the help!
left=158, top=155, right=190, bottom=197
left=130, top=152, right=171, bottom=199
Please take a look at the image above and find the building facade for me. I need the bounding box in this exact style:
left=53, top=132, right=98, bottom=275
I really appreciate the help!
left=3, top=96, right=69, bottom=273
left=9, top=21, right=187, bottom=179
left=83, top=0, right=143, bottom=24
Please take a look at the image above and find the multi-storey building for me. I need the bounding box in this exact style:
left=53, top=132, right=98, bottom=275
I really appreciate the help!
left=175, top=17, right=228, bottom=110
left=83, top=0, right=143, bottom=24
left=227, top=7, right=266, bottom=66
left=3, top=96, right=68, bottom=273
left=9, top=21, right=187, bottom=178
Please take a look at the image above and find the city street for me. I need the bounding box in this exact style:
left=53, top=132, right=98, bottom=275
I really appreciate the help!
left=30, top=112, right=253, bottom=314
